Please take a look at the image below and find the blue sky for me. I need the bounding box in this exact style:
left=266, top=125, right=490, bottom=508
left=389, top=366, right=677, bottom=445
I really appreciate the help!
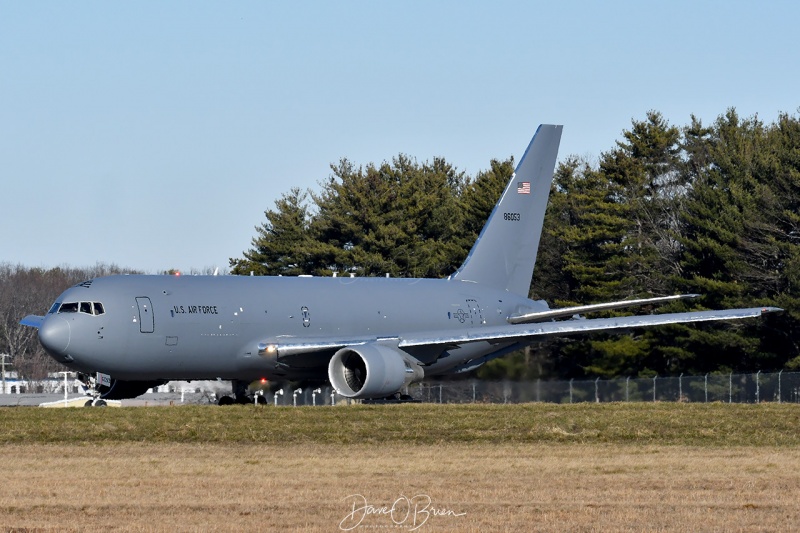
left=2, top=1, right=798, bottom=274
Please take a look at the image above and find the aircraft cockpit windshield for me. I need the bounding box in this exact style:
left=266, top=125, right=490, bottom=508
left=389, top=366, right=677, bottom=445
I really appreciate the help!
left=54, top=302, right=105, bottom=316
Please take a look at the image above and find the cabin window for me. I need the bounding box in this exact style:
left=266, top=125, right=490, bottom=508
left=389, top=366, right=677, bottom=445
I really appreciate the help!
left=58, top=301, right=105, bottom=315
left=59, top=302, right=79, bottom=313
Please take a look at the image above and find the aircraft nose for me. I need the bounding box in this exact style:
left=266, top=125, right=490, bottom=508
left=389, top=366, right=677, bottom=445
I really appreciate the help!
left=39, top=316, right=71, bottom=355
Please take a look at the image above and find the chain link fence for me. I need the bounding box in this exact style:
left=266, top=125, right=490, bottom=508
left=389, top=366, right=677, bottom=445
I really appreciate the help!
left=6, top=372, right=800, bottom=405
left=268, top=371, right=800, bottom=405
left=410, top=371, right=800, bottom=404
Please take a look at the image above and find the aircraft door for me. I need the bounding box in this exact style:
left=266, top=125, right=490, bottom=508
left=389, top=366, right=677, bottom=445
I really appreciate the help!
left=135, top=297, right=155, bottom=333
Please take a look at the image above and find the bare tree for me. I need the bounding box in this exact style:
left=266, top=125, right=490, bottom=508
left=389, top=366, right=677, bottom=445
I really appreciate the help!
left=0, top=263, right=141, bottom=388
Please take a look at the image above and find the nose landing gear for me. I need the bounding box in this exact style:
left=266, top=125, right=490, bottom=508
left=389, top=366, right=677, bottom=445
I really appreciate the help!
left=83, top=398, right=107, bottom=407
left=77, top=373, right=103, bottom=407
left=76, top=372, right=165, bottom=405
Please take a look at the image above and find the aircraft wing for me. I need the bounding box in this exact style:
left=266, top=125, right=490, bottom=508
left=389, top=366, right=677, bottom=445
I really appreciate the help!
left=507, top=294, right=700, bottom=324
left=259, top=338, right=370, bottom=358
left=262, top=306, right=781, bottom=363
left=399, top=306, right=782, bottom=349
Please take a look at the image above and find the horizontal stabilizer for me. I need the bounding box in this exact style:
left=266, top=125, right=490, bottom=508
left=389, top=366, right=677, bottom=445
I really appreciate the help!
left=508, top=294, right=700, bottom=324
left=20, top=315, right=44, bottom=329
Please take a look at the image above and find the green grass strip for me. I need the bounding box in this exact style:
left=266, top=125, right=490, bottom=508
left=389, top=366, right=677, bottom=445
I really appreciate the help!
left=2, top=403, right=799, bottom=446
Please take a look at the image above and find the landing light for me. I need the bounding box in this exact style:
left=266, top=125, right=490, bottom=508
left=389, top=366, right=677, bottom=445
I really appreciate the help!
left=257, top=343, right=279, bottom=357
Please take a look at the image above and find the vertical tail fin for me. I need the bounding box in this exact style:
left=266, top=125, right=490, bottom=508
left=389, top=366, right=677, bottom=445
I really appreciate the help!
left=453, top=124, right=562, bottom=296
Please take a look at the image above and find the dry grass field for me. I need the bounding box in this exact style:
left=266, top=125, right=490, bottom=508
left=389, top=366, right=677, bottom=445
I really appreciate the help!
left=1, top=403, right=799, bottom=531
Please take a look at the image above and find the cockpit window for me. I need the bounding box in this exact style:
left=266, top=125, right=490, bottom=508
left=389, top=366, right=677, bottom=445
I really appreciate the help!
left=58, top=302, right=105, bottom=315
left=48, top=302, right=61, bottom=314
left=59, top=302, right=79, bottom=313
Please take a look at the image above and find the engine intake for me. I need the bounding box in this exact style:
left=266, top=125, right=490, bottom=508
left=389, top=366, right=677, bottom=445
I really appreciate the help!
left=328, top=344, right=423, bottom=399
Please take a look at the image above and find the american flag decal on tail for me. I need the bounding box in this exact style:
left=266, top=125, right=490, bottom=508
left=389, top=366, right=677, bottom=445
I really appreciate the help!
left=517, top=182, right=531, bottom=194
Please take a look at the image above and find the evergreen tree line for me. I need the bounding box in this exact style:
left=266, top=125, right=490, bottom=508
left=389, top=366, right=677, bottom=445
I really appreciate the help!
left=231, top=109, right=800, bottom=380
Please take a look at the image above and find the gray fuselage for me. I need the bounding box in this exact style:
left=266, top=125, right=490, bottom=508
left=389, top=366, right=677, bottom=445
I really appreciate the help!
left=39, top=274, right=543, bottom=382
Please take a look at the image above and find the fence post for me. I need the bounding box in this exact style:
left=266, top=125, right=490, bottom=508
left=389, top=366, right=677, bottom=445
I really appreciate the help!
left=472, top=381, right=476, bottom=403
left=653, top=375, right=657, bottom=402
left=704, top=373, right=708, bottom=403
left=626, top=376, right=630, bottom=402
left=679, top=373, right=683, bottom=402
left=569, top=378, right=573, bottom=404
left=755, top=370, right=760, bottom=404
left=536, top=378, right=541, bottom=402
left=729, top=372, right=733, bottom=403
left=778, top=370, right=783, bottom=404
left=595, top=377, right=600, bottom=403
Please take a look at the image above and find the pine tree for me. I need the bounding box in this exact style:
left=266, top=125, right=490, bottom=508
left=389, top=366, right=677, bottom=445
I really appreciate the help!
left=229, top=188, right=314, bottom=276
left=309, top=155, right=467, bottom=278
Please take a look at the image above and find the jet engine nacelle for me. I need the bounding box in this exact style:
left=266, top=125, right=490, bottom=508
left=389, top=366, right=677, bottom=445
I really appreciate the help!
left=328, top=344, right=424, bottom=399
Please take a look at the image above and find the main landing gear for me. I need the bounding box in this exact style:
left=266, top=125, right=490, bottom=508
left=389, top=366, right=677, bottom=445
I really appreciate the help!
left=362, top=393, right=420, bottom=404
left=217, top=380, right=267, bottom=405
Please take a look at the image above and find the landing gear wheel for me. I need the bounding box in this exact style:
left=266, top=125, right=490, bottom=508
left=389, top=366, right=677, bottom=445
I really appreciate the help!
left=255, top=395, right=268, bottom=405
left=84, top=399, right=94, bottom=407
left=94, top=399, right=107, bottom=407
left=218, top=395, right=235, bottom=406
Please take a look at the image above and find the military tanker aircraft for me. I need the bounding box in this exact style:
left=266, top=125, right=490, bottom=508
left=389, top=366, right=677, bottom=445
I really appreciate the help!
left=21, top=125, right=781, bottom=404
